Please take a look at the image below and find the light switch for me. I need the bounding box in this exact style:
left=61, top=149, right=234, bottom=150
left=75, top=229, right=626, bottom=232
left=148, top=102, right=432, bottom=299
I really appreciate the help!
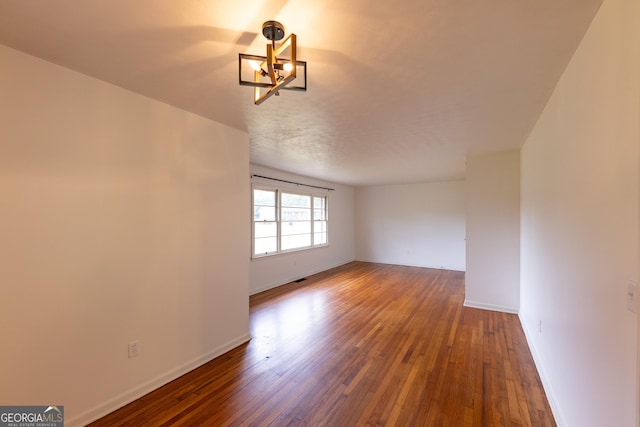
left=627, top=281, right=637, bottom=314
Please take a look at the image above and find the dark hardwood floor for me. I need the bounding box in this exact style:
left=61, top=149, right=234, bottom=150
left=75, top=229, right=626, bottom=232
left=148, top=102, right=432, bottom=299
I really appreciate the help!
left=90, top=261, right=555, bottom=426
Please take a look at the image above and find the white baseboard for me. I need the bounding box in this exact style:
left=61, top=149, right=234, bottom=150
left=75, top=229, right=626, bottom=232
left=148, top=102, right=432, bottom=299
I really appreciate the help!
left=463, top=299, right=519, bottom=314
left=464, top=302, right=565, bottom=424
left=249, top=259, right=464, bottom=296
left=518, top=316, right=566, bottom=427
left=249, top=260, right=355, bottom=295
left=67, top=333, right=252, bottom=427
left=354, top=258, right=465, bottom=272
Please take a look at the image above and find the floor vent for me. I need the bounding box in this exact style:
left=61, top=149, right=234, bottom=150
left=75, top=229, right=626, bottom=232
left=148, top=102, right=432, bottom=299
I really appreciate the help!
left=294, top=278, right=307, bottom=283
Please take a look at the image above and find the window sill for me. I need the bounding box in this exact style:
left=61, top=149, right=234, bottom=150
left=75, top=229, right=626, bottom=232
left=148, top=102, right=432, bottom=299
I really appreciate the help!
left=251, top=244, right=330, bottom=260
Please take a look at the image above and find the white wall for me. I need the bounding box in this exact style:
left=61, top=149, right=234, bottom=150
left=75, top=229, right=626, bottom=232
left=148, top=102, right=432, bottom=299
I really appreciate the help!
left=465, top=150, right=520, bottom=313
left=520, top=0, right=639, bottom=424
left=0, top=45, right=251, bottom=426
left=354, top=181, right=466, bottom=271
left=249, top=165, right=355, bottom=294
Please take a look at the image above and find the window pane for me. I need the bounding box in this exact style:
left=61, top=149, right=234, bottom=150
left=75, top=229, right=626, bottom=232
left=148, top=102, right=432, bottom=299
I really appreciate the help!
left=282, top=193, right=311, bottom=208
left=313, top=196, right=326, bottom=219
left=282, top=207, right=311, bottom=221
left=314, top=220, right=327, bottom=233
left=313, top=209, right=326, bottom=220
left=254, top=189, right=275, bottom=206
left=314, top=232, right=327, bottom=245
left=254, top=237, right=277, bottom=255
left=255, top=221, right=277, bottom=238
left=281, top=221, right=311, bottom=236
left=252, top=187, right=328, bottom=257
left=281, top=234, right=311, bottom=251
left=254, top=206, right=276, bottom=221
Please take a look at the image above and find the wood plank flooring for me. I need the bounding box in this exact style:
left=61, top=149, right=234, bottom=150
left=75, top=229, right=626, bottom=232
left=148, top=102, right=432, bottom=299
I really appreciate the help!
left=89, top=261, right=556, bottom=426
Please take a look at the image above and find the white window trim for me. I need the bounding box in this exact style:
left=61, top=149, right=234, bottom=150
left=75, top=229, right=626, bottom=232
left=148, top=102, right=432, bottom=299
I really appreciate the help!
left=252, top=184, right=329, bottom=258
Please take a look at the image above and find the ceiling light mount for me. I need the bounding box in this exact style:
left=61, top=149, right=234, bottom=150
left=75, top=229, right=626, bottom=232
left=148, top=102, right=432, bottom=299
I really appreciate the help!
left=239, top=20, right=307, bottom=105
left=262, top=20, right=285, bottom=42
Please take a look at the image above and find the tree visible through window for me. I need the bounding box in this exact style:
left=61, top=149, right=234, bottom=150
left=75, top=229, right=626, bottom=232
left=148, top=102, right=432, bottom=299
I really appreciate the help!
left=252, top=187, right=328, bottom=256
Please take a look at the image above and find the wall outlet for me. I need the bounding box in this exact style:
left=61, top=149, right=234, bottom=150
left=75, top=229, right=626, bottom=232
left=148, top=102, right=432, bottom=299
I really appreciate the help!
left=128, top=341, right=139, bottom=358
left=627, top=281, right=637, bottom=314
left=538, top=320, right=542, bottom=333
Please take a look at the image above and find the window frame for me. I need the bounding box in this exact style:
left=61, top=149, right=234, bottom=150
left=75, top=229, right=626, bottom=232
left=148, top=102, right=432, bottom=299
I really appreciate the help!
left=252, top=184, right=329, bottom=258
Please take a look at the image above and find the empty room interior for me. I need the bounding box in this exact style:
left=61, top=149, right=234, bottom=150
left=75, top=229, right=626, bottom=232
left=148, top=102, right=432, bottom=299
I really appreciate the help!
left=0, top=0, right=638, bottom=426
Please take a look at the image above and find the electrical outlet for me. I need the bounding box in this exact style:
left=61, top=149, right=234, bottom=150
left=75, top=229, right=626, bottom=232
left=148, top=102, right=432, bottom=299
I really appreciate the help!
left=627, top=281, right=637, bottom=314
left=538, top=320, right=542, bottom=333
left=128, top=341, right=139, bottom=358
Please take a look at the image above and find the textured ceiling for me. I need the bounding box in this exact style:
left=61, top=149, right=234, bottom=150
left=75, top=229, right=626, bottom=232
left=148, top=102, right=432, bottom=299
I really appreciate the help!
left=0, top=0, right=603, bottom=186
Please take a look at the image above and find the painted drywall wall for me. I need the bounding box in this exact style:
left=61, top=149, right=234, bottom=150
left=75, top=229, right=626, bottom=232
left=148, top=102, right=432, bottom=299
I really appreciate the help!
left=354, top=181, right=465, bottom=271
left=465, top=150, right=520, bottom=313
left=0, top=45, right=251, bottom=426
left=520, top=0, right=639, bottom=424
left=249, top=165, right=355, bottom=294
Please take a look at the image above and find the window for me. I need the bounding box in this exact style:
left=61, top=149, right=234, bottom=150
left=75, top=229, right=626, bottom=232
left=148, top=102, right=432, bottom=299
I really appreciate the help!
left=252, top=187, right=328, bottom=257
left=253, top=189, right=278, bottom=255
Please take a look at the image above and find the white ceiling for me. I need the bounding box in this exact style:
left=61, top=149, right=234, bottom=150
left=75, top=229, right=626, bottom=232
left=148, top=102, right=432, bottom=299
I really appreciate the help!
left=0, top=0, right=602, bottom=186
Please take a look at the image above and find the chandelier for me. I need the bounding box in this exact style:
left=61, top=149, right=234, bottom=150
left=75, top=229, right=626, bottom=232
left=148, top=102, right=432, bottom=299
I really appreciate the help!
left=238, top=21, right=307, bottom=105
